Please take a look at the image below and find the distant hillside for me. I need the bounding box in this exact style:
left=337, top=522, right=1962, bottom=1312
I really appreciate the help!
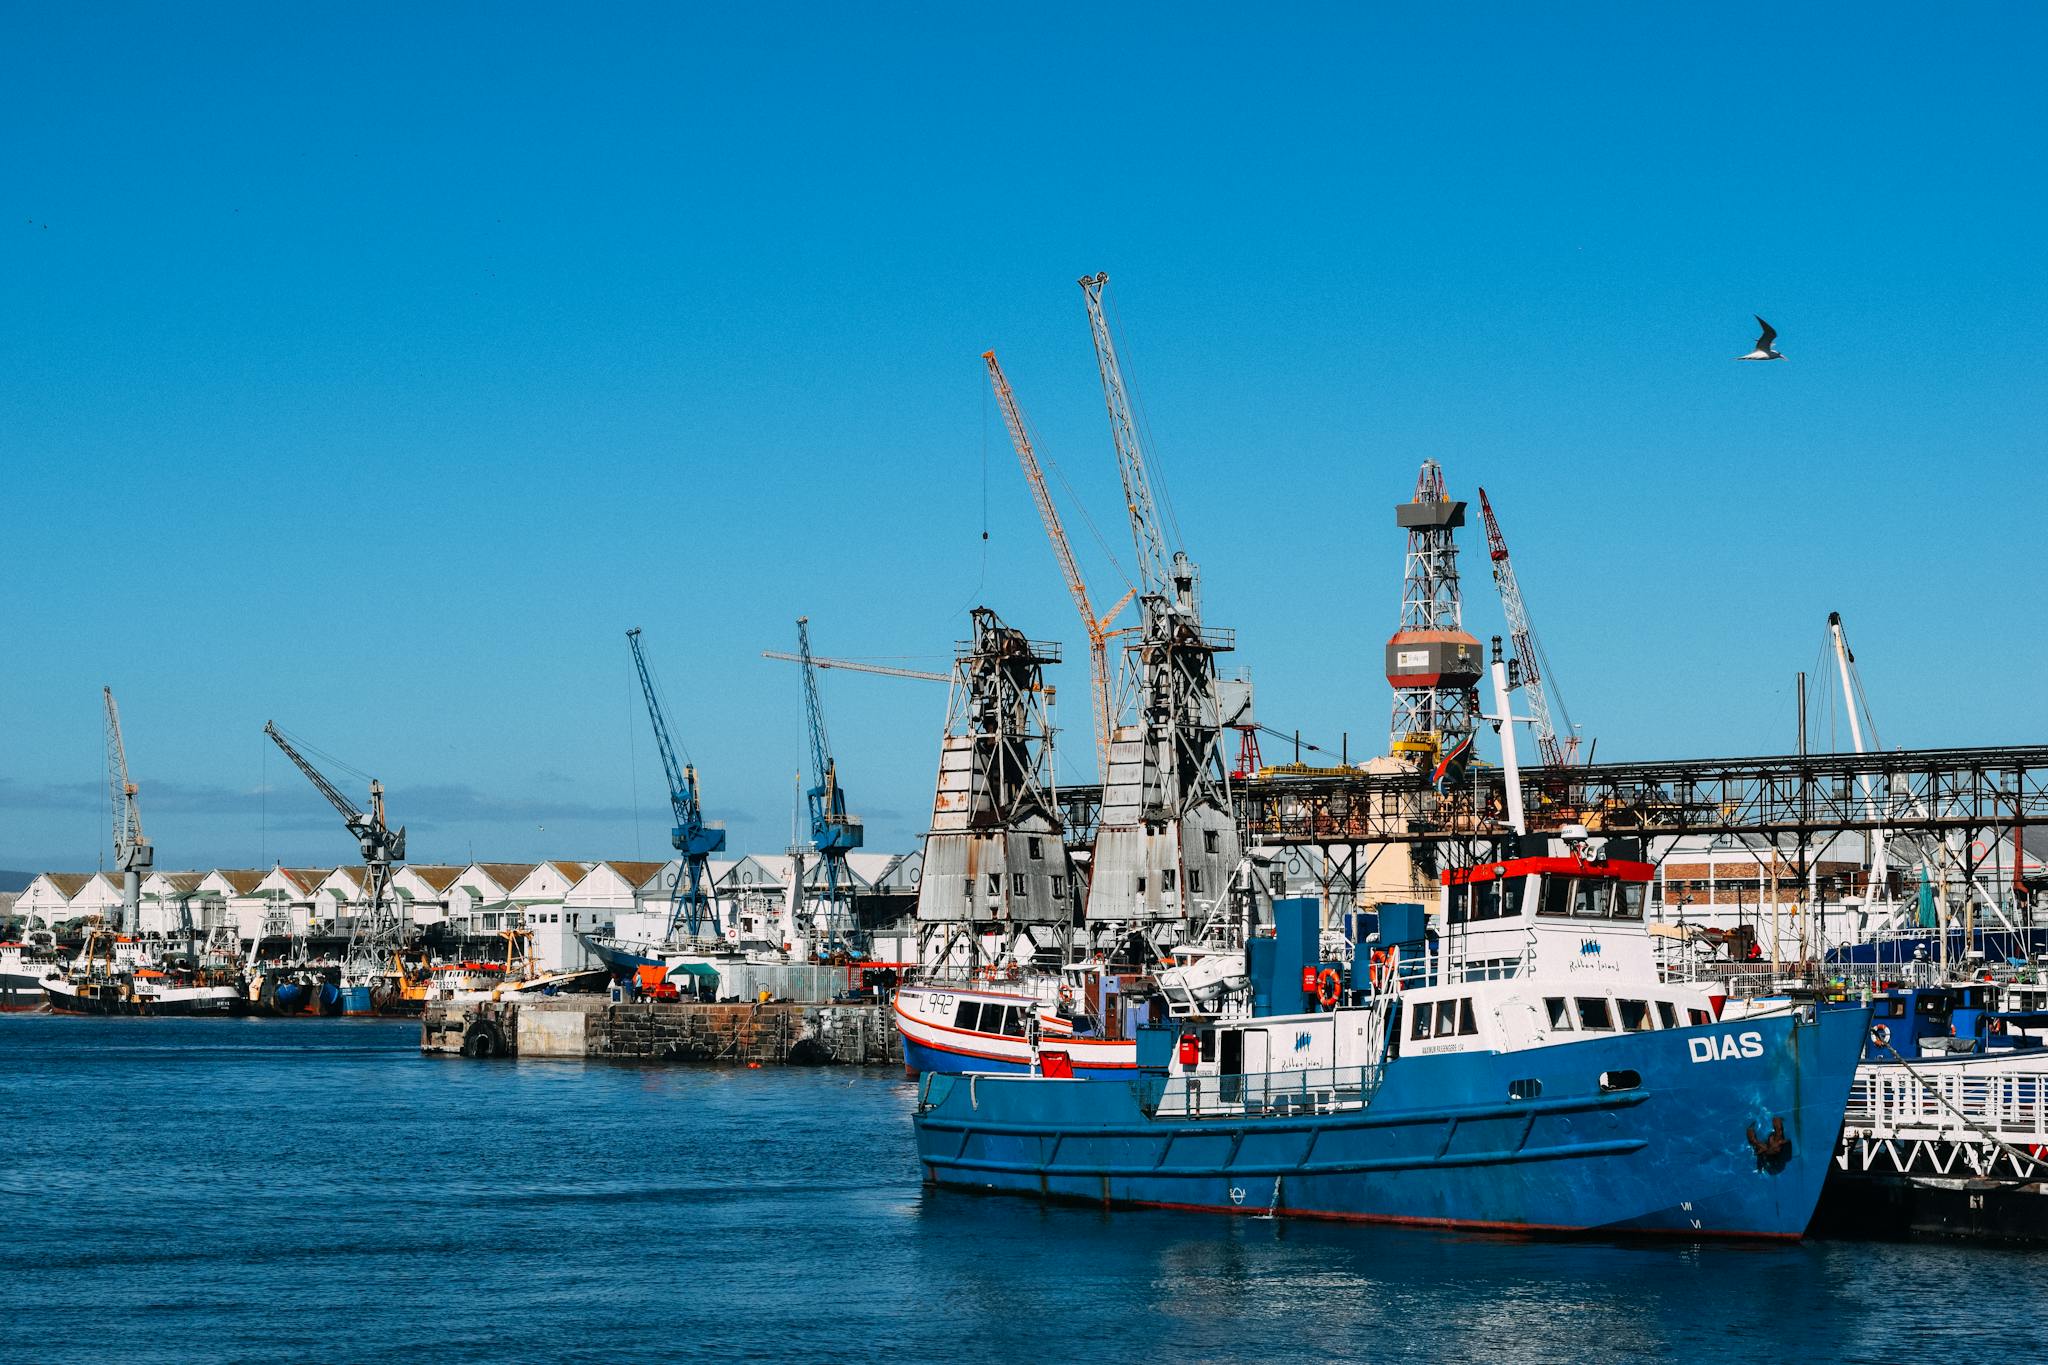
left=0, top=871, right=34, bottom=893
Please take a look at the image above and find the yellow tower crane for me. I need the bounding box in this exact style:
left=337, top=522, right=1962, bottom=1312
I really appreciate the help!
left=981, top=349, right=1132, bottom=772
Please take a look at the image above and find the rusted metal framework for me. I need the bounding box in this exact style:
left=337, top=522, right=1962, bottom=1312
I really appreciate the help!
left=1238, top=747, right=2048, bottom=846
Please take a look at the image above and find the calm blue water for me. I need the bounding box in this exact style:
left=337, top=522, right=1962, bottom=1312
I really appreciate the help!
left=1, top=1015, right=2037, bottom=1364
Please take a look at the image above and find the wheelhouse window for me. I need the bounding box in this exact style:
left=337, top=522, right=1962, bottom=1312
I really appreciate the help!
left=954, top=1001, right=982, bottom=1030
left=1687, top=1008, right=1712, bottom=1026
left=1573, top=880, right=1614, bottom=919
left=1544, top=997, right=1572, bottom=1029
left=1576, top=998, right=1614, bottom=1031
left=1539, top=877, right=1573, bottom=918
left=1467, top=879, right=1493, bottom=920
left=1618, top=999, right=1651, bottom=1032
left=1001, top=1007, right=1026, bottom=1038
left=1612, top=884, right=1646, bottom=920
left=1435, top=1000, right=1459, bottom=1036
left=1458, top=998, right=1478, bottom=1036
left=1410, top=1006, right=1432, bottom=1041
left=1447, top=881, right=1469, bottom=923
left=1656, top=1001, right=1678, bottom=1029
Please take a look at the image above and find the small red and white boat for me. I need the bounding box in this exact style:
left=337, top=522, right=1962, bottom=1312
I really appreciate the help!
left=894, top=980, right=1137, bottom=1077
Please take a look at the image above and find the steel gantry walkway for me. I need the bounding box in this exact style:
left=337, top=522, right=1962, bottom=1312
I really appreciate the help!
left=1054, top=745, right=2048, bottom=854
left=1236, top=745, right=2048, bottom=846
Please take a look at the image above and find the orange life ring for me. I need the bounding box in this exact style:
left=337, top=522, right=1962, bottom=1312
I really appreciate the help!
left=1990, top=1018, right=2007, bottom=1036
left=1870, top=1023, right=1891, bottom=1048
left=1316, top=966, right=1343, bottom=1009
left=1057, top=984, right=1075, bottom=1005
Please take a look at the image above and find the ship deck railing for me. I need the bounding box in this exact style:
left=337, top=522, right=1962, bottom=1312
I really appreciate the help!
left=1845, top=1066, right=2048, bottom=1145
left=1140, top=1063, right=1383, bottom=1121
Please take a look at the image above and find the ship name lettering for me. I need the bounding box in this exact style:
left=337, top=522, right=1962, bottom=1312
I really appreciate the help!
left=1687, top=1031, right=1764, bottom=1063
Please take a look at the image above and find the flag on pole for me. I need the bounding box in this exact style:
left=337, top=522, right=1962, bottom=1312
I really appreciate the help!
left=1432, top=735, right=1473, bottom=794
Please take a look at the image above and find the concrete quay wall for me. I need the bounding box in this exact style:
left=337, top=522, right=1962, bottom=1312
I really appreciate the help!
left=422, top=995, right=902, bottom=1067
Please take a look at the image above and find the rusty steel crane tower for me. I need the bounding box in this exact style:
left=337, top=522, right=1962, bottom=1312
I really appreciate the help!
left=914, top=607, right=1076, bottom=973
left=1386, top=461, right=1482, bottom=769
left=982, top=348, right=1132, bottom=772
left=1077, top=272, right=1242, bottom=956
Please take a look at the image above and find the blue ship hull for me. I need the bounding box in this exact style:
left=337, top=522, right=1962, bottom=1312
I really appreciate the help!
left=914, top=1005, right=1868, bottom=1239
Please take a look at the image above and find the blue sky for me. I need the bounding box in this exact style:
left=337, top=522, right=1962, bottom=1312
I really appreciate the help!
left=4, top=4, right=2043, bottom=872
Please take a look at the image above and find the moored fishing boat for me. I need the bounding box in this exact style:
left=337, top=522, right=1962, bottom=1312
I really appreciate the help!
left=0, top=935, right=61, bottom=1011
left=895, top=977, right=1138, bottom=1077
left=915, top=848, right=1870, bottom=1239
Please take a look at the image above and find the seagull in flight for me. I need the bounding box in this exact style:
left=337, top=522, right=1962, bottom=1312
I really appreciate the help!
left=1738, top=316, right=1785, bottom=361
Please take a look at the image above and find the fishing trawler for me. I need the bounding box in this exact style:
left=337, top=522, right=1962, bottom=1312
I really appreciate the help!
left=0, top=933, right=61, bottom=1010
left=912, top=646, right=1870, bottom=1239
left=914, top=840, right=1869, bottom=1238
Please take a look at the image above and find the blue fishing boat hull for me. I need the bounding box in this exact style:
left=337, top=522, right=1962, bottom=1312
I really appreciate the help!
left=914, top=1005, right=1867, bottom=1239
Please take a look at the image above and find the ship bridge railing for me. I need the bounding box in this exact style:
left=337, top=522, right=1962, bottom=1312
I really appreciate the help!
left=1140, top=1062, right=1383, bottom=1121
left=1845, top=1066, right=2048, bottom=1146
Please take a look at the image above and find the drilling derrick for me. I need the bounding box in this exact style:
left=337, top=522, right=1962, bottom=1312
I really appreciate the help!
left=1077, top=272, right=1241, bottom=956
left=1386, top=460, right=1482, bottom=765
left=915, top=607, right=1076, bottom=973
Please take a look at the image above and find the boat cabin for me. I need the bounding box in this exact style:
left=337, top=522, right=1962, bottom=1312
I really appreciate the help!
left=1146, top=846, right=1721, bottom=1117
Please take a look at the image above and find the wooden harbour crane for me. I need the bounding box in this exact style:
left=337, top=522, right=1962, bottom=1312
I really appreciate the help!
left=793, top=617, right=865, bottom=956
left=103, top=686, right=152, bottom=934
left=982, top=349, right=1132, bottom=771
left=263, top=721, right=406, bottom=1000
left=627, top=627, right=727, bottom=942
left=1476, top=488, right=1579, bottom=767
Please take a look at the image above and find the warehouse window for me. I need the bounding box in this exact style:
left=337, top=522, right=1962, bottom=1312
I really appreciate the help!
left=1013, top=873, right=1027, bottom=897
left=1187, top=869, right=1203, bottom=894
left=1028, top=837, right=1042, bottom=860
left=1162, top=870, right=1176, bottom=892
left=1204, top=831, right=1219, bottom=854
left=987, top=873, right=1002, bottom=897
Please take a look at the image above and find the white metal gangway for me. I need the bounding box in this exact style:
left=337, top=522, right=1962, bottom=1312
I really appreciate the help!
left=1839, top=1064, right=2048, bottom=1180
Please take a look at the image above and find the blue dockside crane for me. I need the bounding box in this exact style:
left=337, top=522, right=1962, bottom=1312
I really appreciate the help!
left=794, top=616, right=864, bottom=957
left=626, top=627, right=727, bottom=942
